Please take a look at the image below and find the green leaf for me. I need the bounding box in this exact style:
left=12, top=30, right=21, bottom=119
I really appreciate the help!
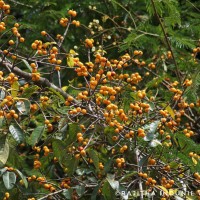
left=65, top=156, right=79, bottom=175
left=62, top=188, right=73, bottom=200
left=52, top=139, right=66, bottom=165
left=11, top=81, right=19, bottom=98
left=91, top=185, right=100, bottom=200
left=144, top=121, right=159, bottom=141
left=107, top=174, right=119, bottom=190
left=88, top=149, right=99, bottom=171
left=120, top=171, right=138, bottom=181
left=0, top=117, right=4, bottom=128
left=67, top=56, right=74, bottom=67
left=65, top=123, right=81, bottom=146
left=76, top=185, right=85, bottom=197
left=0, top=136, right=9, bottom=166
left=9, top=123, right=24, bottom=144
left=149, top=139, right=162, bottom=147
left=49, top=87, right=65, bottom=102
left=15, top=169, right=28, bottom=188
left=102, top=181, right=116, bottom=200
left=21, top=85, right=39, bottom=98
left=0, top=167, right=7, bottom=176
left=0, top=89, right=6, bottom=99
left=22, top=59, right=32, bottom=72
left=16, top=100, right=30, bottom=115
left=3, top=171, right=16, bottom=189
left=27, top=126, right=45, bottom=146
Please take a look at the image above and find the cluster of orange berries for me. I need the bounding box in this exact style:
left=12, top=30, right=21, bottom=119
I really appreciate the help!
left=115, top=157, right=126, bottom=168
left=65, top=95, right=74, bottom=106
left=138, top=172, right=148, bottom=179
left=3, top=109, right=18, bottom=119
left=68, top=107, right=87, bottom=115
left=0, top=21, right=6, bottom=32
left=30, top=103, right=38, bottom=112
left=78, top=146, right=86, bottom=156
left=60, top=178, right=71, bottom=189
left=76, top=91, right=88, bottom=100
left=85, top=62, right=95, bottom=73
left=159, top=110, right=169, bottom=117
left=77, top=132, right=84, bottom=143
left=28, top=175, right=56, bottom=192
left=31, top=72, right=40, bottom=81
left=59, top=17, right=69, bottom=27
left=138, top=173, right=157, bottom=186
left=33, top=146, right=41, bottom=153
left=189, top=152, right=200, bottom=160
left=161, top=177, right=174, bottom=189
left=193, top=47, right=200, bottom=53
left=0, top=0, right=10, bottom=14
left=88, top=76, right=100, bottom=90
left=11, top=23, right=24, bottom=42
left=1, top=95, right=14, bottom=107
left=43, top=145, right=50, bottom=156
left=145, top=177, right=157, bottom=186
left=138, top=128, right=146, bottom=138
left=124, top=130, right=135, bottom=139
left=148, top=62, right=156, bottom=69
left=27, top=175, right=37, bottom=182
left=72, top=20, right=80, bottom=27
left=68, top=10, right=77, bottom=17
left=48, top=47, right=61, bottom=64
left=130, top=102, right=150, bottom=115
left=99, top=85, right=117, bottom=98
left=31, top=40, right=48, bottom=56
left=6, top=72, right=18, bottom=84
left=95, top=54, right=110, bottom=68
left=45, top=119, right=53, bottom=132
left=183, top=79, right=192, bottom=87
left=74, top=58, right=89, bottom=77
left=33, top=160, right=41, bottom=169
left=183, top=129, right=194, bottom=138
left=30, top=62, right=37, bottom=73
left=126, top=72, right=142, bottom=85
left=119, top=145, right=128, bottom=153
left=133, top=50, right=143, bottom=56
left=2, top=192, right=10, bottom=200
left=111, top=58, right=129, bottom=69
left=40, top=96, right=49, bottom=106
left=194, top=172, right=200, bottom=181
left=85, top=38, right=94, bottom=48
left=137, top=90, right=146, bottom=99
left=43, top=183, right=56, bottom=192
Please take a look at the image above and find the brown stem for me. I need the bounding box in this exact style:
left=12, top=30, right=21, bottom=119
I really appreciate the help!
left=0, top=57, right=78, bottom=103
left=150, top=0, right=181, bottom=83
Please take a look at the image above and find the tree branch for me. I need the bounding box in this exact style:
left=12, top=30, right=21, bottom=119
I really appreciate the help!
left=0, top=56, right=78, bottom=103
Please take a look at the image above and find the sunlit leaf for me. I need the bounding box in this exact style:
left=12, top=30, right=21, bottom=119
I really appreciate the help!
left=3, top=171, right=16, bottom=189
left=9, top=123, right=24, bottom=144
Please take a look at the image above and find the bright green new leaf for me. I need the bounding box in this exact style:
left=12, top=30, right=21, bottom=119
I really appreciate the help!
left=11, top=81, right=19, bottom=98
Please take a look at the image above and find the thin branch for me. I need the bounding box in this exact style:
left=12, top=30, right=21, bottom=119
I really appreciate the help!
left=7, top=0, right=33, bottom=8
left=0, top=57, right=78, bottom=103
left=150, top=0, right=182, bottom=83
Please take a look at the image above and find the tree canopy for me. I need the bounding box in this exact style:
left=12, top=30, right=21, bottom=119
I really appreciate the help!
left=0, top=0, right=200, bottom=199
